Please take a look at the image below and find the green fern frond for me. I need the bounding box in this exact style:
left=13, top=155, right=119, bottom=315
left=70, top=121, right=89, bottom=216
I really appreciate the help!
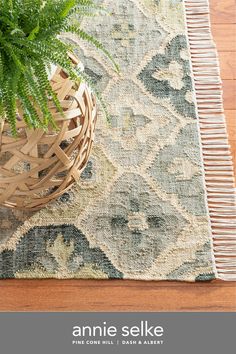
left=0, top=0, right=118, bottom=135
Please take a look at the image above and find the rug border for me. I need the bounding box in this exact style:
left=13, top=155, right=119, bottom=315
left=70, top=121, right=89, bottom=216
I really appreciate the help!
left=184, top=0, right=236, bottom=281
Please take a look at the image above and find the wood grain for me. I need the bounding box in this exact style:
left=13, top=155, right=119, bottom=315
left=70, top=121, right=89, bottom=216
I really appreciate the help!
left=212, top=24, right=236, bottom=51
left=219, top=52, right=236, bottom=80
left=0, top=280, right=235, bottom=312
left=222, top=80, right=236, bottom=109
left=0, top=0, right=235, bottom=312
left=210, top=0, right=236, bottom=24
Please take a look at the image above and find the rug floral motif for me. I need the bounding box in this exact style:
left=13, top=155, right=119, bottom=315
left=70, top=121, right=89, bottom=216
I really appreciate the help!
left=0, top=0, right=216, bottom=281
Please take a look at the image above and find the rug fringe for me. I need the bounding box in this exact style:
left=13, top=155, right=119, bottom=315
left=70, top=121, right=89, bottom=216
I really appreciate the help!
left=184, top=0, right=236, bottom=281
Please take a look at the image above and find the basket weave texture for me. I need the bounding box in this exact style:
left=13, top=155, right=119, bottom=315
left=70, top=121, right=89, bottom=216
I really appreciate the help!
left=0, top=56, right=97, bottom=210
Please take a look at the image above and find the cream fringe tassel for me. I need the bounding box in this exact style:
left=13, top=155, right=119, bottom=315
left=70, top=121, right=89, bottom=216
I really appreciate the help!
left=184, top=0, right=236, bottom=281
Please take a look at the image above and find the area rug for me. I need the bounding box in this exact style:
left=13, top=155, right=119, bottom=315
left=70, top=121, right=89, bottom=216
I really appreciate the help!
left=0, top=0, right=235, bottom=281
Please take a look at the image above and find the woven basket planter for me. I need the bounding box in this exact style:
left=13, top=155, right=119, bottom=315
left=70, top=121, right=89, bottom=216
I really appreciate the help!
left=0, top=54, right=97, bottom=210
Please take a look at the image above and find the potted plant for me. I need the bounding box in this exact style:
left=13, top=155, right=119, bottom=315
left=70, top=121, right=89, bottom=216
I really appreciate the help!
left=0, top=0, right=117, bottom=210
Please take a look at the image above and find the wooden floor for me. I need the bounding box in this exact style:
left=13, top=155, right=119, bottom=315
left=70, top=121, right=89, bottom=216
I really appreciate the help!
left=0, top=0, right=235, bottom=312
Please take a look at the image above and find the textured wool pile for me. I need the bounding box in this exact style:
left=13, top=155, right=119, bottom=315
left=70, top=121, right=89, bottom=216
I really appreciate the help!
left=0, top=0, right=235, bottom=281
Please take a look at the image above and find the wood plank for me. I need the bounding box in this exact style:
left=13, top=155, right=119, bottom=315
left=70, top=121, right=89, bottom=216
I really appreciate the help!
left=212, top=24, right=236, bottom=51
left=218, top=52, right=236, bottom=80
left=0, top=280, right=235, bottom=312
left=222, top=80, right=236, bottom=109
left=225, top=110, right=236, bottom=127
left=210, top=0, right=236, bottom=24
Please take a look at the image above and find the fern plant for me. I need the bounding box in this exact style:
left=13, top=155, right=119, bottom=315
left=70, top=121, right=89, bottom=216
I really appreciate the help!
left=0, top=0, right=118, bottom=135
